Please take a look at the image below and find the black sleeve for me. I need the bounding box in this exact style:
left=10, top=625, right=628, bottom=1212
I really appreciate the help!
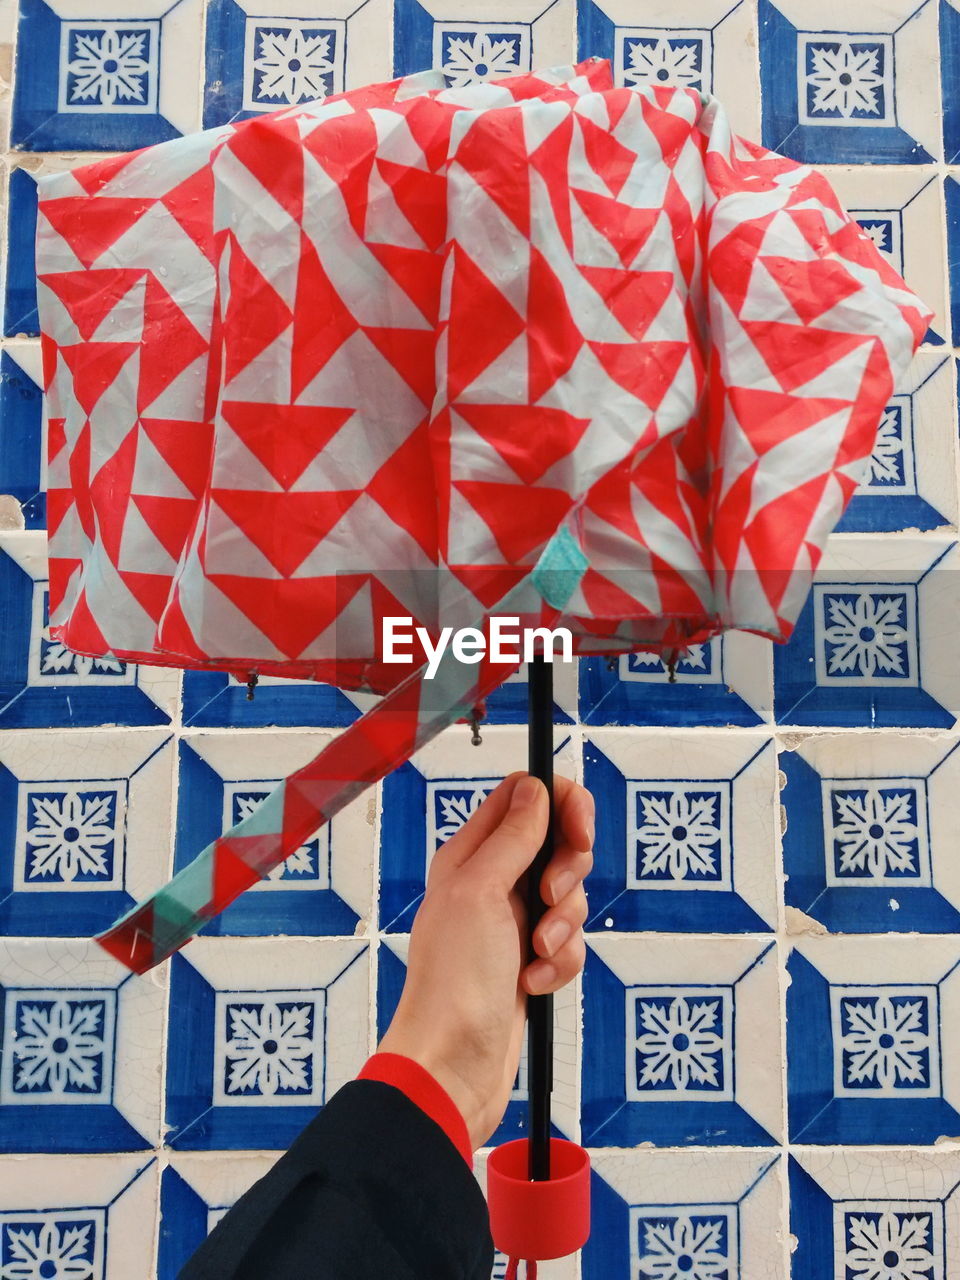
left=177, top=1079, right=495, bottom=1280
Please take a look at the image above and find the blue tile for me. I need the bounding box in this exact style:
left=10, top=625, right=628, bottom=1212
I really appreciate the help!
left=0, top=551, right=171, bottom=728
left=165, top=949, right=366, bottom=1150
left=582, top=945, right=777, bottom=1147
left=158, top=1168, right=208, bottom=1280
left=836, top=370, right=951, bottom=532
left=943, top=0, right=960, bottom=161
left=759, top=0, right=934, bottom=163
left=781, top=745, right=960, bottom=933
left=577, top=0, right=615, bottom=66
left=787, top=950, right=960, bottom=1143
left=4, top=168, right=39, bottom=337
left=773, top=563, right=956, bottom=728
left=0, top=351, right=45, bottom=529
left=583, top=739, right=773, bottom=933
left=0, top=738, right=171, bottom=938
left=174, top=741, right=359, bottom=937
left=393, top=0, right=533, bottom=82
left=579, top=645, right=763, bottom=727
left=12, top=0, right=190, bottom=151
left=0, top=979, right=150, bottom=1152
left=204, top=1, right=344, bottom=128
left=946, top=177, right=960, bottom=348
left=182, top=670, right=363, bottom=728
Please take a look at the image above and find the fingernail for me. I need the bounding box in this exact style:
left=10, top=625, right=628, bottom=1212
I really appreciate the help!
left=541, top=918, right=572, bottom=956
left=552, top=871, right=576, bottom=905
left=511, top=776, right=541, bottom=809
left=586, top=815, right=595, bottom=847
left=528, top=961, right=557, bottom=994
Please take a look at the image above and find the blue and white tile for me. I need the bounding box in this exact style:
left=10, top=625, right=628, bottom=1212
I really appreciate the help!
left=759, top=0, right=940, bottom=164
left=579, top=630, right=773, bottom=728
left=158, top=1154, right=276, bottom=1279
left=942, top=177, right=960, bottom=349
left=583, top=730, right=779, bottom=933
left=788, top=937, right=960, bottom=1144
left=181, top=669, right=380, bottom=728
left=11, top=0, right=203, bottom=151
left=0, top=938, right=164, bottom=1152
left=165, top=937, right=368, bottom=1150
left=0, top=1155, right=158, bottom=1279
left=782, top=732, right=960, bottom=934
left=203, top=0, right=394, bottom=128
left=379, top=725, right=578, bottom=933
left=175, top=731, right=374, bottom=936
left=0, top=531, right=179, bottom=727
left=0, top=341, right=45, bottom=529
left=820, top=167, right=948, bottom=347
left=943, top=0, right=960, bottom=161
left=581, top=1149, right=786, bottom=1279
left=0, top=729, right=174, bottom=938
left=476, top=659, right=577, bottom=725
left=4, top=166, right=40, bottom=337
left=393, top=0, right=574, bottom=83
left=790, top=1146, right=960, bottom=1278
left=582, top=935, right=782, bottom=1147
left=836, top=352, right=957, bottom=533
left=378, top=934, right=580, bottom=1145
left=773, top=535, right=960, bottom=728
left=576, top=0, right=761, bottom=136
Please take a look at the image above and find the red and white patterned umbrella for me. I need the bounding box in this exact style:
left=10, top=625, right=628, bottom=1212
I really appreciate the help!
left=35, top=56, right=928, bottom=973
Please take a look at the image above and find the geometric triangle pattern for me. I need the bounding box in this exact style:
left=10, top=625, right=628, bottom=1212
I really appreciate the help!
left=35, top=59, right=930, bottom=969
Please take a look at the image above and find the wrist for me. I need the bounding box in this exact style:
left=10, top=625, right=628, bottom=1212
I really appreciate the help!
left=377, top=1029, right=487, bottom=1150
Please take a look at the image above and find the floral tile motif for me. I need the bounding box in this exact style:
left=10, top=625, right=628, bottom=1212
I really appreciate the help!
left=0, top=1157, right=157, bottom=1280
left=822, top=168, right=948, bottom=347
left=790, top=1147, right=960, bottom=1279
left=175, top=732, right=374, bottom=935
left=202, top=0, right=393, bottom=128
left=582, top=1150, right=786, bottom=1278
left=0, top=940, right=164, bottom=1152
left=759, top=0, right=940, bottom=163
left=378, top=936, right=579, bottom=1144
left=0, top=534, right=178, bottom=728
left=583, top=731, right=778, bottom=933
left=577, top=0, right=760, bottom=135
left=0, top=730, right=174, bottom=937
left=582, top=936, right=782, bottom=1146
left=773, top=537, right=960, bottom=728
left=379, top=726, right=578, bottom=933
left=393, top=0, right=572, bottom=83
left=782, top=734, right=960, bottom=933
left=787, top=938, right=960, bottom=1143
left=835, top=354, right=956, bottom=532
left=165, top=938, right=368, bottom=1149
left=0, top=344, right=45, bottom=529
left=579, top=633, right=772, bottom=727
left=158, top=1155, right=276, bottom=1280
left=12, top=0, right=203, bottom=150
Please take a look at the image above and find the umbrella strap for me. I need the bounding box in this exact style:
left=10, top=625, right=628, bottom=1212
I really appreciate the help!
left=505, top=1259, right=536, bottom=1279
left=94, top=581, right=570, bottom=972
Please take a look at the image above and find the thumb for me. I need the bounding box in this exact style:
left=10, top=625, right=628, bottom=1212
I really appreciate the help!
left=468, top=775, right=548, bottom=890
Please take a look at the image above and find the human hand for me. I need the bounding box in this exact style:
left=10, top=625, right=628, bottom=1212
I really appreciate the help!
left=377, top=771, right=594, bottom=1151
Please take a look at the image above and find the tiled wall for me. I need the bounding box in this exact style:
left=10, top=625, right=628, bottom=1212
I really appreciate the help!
left=0, top=0, right=959, bottom=1276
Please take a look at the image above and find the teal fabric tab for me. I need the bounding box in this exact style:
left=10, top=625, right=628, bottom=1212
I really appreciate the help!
left=531, top=526, right=588, bottom=609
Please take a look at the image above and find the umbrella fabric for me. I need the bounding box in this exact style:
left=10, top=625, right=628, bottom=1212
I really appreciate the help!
left=35, top=58, right=930, bottom=971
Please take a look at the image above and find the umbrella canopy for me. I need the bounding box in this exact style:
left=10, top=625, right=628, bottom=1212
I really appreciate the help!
left=35, top=57, right=930, bottom=972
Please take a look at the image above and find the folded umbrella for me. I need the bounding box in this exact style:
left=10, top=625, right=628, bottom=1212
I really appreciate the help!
left=35, top=54, right=930, bottom=1269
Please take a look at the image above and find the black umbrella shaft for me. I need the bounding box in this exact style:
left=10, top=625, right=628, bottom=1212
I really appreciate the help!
left=526, top=653, right=554, bottom=1181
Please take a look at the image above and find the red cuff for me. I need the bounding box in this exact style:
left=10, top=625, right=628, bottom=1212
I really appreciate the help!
left=357, top=1052, right=473, bottom=1167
